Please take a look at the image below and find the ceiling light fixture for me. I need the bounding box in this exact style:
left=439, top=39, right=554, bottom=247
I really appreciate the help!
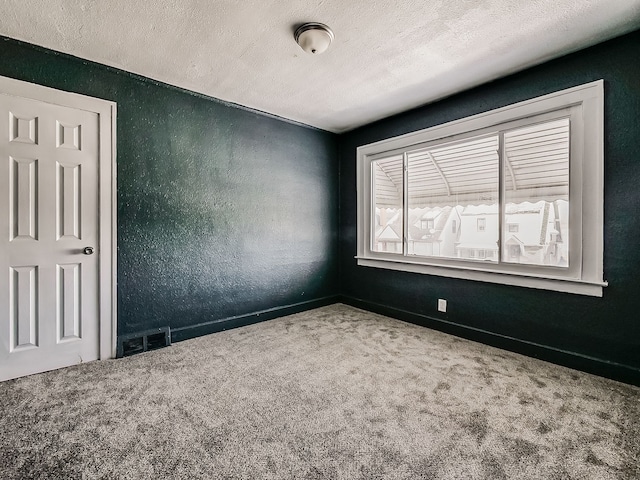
left=294, top=23, right=334, bottom=55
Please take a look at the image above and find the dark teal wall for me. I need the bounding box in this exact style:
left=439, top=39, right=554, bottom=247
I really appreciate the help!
left=0, top=37, right=339, bottom=339
left=339, top=30, right=640, bottom=382
left=2, top=31, right=638, bottom=383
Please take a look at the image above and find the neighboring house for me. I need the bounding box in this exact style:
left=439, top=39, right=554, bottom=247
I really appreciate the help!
left=408, top=206, right=462, bottom=258
left=552, top=199, right=569, bottom=266
left=457, top=200, right=568, bottom=266
left=374, top=208, right=403, bottom=253
left=374, top=205, right=463, bottom=257
left=456, top=204, right=500, bottom=261
left=376, top=200, right=567, bottom=265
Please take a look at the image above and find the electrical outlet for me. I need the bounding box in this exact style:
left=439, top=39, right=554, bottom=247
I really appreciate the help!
left=438, top=298, right=447, bottom=313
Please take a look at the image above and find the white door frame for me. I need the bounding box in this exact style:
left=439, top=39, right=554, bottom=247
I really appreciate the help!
left=0, top=75, right=117, bottom=360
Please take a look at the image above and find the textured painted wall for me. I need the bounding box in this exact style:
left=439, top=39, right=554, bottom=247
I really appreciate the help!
left=339, top=30, right=640, bottom=374
left=0, top=37, right=339, bottom=339
left=2, top=31, right=639, bottom=381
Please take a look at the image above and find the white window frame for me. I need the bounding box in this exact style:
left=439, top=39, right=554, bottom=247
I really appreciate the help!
left=0, top=74, right=117, bottom=358
left=356, top=80, right=606, bottom=297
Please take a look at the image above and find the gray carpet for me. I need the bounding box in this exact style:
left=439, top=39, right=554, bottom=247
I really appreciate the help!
left=1, top=304, right=638, bottom=479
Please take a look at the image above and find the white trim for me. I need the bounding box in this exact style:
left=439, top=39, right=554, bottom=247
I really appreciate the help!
left=356, top=258, right=606, bottom=297
left=110, top=104, right=118, bottom=359
left=0, top=75, right=117, bottom=359
left=356, top=81, right=605, bottom=296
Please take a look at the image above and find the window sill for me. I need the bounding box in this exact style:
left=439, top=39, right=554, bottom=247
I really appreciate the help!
left=355, top=257, right=607, bottom=297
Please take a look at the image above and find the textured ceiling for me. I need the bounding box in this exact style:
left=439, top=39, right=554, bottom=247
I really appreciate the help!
left=1, top=1, right=639, bottom=133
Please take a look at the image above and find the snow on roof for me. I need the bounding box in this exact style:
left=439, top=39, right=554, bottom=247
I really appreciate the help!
left=378, top=224, right=401, bottom=241
left=506, top=200, right=545, bottom=214
left=461, top=204, right=498, bottom=215
left=456, top=243, right=499, bottom=250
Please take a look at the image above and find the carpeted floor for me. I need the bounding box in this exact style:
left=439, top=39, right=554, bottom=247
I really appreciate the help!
left=1, top=304, right=638, bottom=479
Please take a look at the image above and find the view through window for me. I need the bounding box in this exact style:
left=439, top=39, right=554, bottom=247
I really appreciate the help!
left=358, top=81, right=605, bottom=296
left=372, top=118, right=569, bottom=267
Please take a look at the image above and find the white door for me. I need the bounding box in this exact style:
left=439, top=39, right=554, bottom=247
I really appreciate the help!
left=0, top=79, right=115, bottom=381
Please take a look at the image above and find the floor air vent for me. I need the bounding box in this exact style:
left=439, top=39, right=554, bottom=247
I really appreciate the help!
left=117, top=327, right=171, bottom=358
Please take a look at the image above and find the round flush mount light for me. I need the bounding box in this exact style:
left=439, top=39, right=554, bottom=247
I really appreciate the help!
left=294, top=23, right=334, bottom=55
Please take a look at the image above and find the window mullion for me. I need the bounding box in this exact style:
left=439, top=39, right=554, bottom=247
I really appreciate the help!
left=369, top=158, right=375, bottom=254
left=402, top=152, right=408, bottom=256
left=498, top=131, right=505, bottom=263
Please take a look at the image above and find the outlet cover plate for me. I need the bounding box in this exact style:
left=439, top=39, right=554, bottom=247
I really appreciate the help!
left=438, top=299, right=447, bottom=312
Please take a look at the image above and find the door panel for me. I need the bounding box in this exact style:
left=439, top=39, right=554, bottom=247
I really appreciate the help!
left=9, top=265, right=38, bottom=350
left=1, top=92, right=100, bottom=381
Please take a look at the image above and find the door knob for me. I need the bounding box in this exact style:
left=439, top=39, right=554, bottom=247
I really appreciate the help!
left=83, top=246, right=95, bottom=255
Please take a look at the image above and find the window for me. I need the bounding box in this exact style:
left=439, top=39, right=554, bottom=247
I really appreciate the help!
left=420, top=219, right=435, bottom=230
left=356, top=81, right=606, bottom=296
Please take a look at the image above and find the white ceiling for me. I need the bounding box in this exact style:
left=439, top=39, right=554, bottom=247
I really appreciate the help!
left=1, top=1, right=639, bottom=133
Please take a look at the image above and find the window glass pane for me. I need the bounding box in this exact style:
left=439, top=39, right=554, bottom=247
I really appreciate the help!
left=503, top=118, right=569, bottom=267
left=372, top=156, right=403, bottom=253
left=406, top=135, right=499, bottom=262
